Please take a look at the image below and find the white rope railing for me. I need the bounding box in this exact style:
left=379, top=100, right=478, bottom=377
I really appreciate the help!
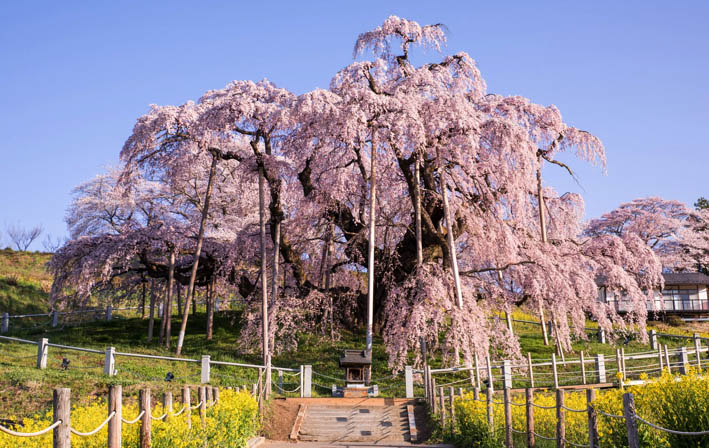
left=635, top=414, right=709, bottom=436
left=121, top=410, right=145, bottom=424
left=533, top=430, right=556, bottom=441
left=172, top=405, right=187, bottom=416
left=564, top=437, right=591, bottom=447
left=190, top=400, right=203, bottom=410
left=0, top=420, right=61, bottom=437
left=70, top=412, right=115, bottom=436
left=150, top=412, right=168, bottom=421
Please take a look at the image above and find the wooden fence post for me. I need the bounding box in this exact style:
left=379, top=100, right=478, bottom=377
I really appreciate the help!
left=556, top=389, right=565, bottom=448
left=658, top=345, right=664, bottom=372
left=486, top=354, right=494, bottom=393
left=182, top=386, right=191, bottom=429
left=552, top=353, right=559, bottom=389
left=303, top=365, right=312, bottom=398
left=595, top=354, right=606, bottom=383
left=486, top=386, right=494, bottom=430
left=502, top=360, right=512, bottom=389
left=429, top=366, right=435, bottom=406
left=1, top=313, right=8, bottom=334
left=586, top=389, right=598, bottom=448
left=278, top=369, right=284, bottom=394
left=526, top=388, right=535, bottom=448
left=438, top=386, right=445, bottom=428
left=139, top=389, right=151, bottom=448
left=108, top=385, right=122, bottom=448
left=213, top=387, right=219, bottom=404
left=473, top=387, right=480, bottom=401
left=201, top=355, right=210, bottom=384
left=679, top=346, right=689, bottom=374
left=105, top=305, right=113, bottom=321
left=527, top=353, right=534, bottom=388
left=664, top=345, right=672, bottom=374
left=649, top=329, right=657, bottom=350
left=299, top=365, right=304, bottom=398
left=474, top=352, right=482, bottom=389
left=615, top=349, right=624, bottom=387
left=405, top=366, right=414, bottom=398
left=206, top=385, right=213, bottom=407
left=597, top=327, right=606, bottom=344
left=162, top=391, right=172, bottom=421
left=199, top=386, right=207, bottom=428
left=53, top=388, right=70, bottom=448
left=580, top=351, right=587, bottom=385
left=623, top=393, right=640, bottom=448
left=37, top=337, right=48, bottom=369
left=504, top=388, right=513, bottom=448
left=104, top=346, right=116, bottom=376
left=51, top=310, right=59, bottom=327
left=449, top=386, right=456, bottom=432
left=621, top=348, right=627, bottom=378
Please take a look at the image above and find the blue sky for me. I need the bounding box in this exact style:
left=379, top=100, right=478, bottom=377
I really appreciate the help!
left=1, top=1, right=707, bottom=250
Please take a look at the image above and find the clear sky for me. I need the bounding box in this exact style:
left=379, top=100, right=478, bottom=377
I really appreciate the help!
left=1, top=1, right=707, bottom=250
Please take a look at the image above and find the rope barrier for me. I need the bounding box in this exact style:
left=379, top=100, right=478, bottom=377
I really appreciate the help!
left=531, top=402, right=557, bottom=410
left=150, top=412, right=168, bottom=421
left=172, top=405, right=187, bottom=416
left=532, top=430, right=556, bottom=441
left=190, top=400, right=204, bottom=410
left=121, top=411, right=145, bottom=425
left=595, top=408, right=624, bottom=419
left=635, top=415, right=709, bottom=436
left=510, top=427, right=526, bottom=434
left=70, top=412, right=116, bottom=436
left=564, top=437, right=591, bottom=447
left=0, top=420, right=61, bottom=437
left=561, top=404, right=588, bottom=413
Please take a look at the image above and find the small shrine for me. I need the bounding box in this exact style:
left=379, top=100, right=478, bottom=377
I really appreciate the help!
left=336, top=349, right=376, bottom=397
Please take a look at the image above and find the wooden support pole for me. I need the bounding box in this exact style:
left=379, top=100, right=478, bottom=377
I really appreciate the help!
left=504, top=388, right=513, bottom=448
left=587, top=389, right=598, bottom=448
left=621, top=348, right=627, bottom=378
left=580, top=351, right=587, bottom=385
left=658, top=344, right=664, bottom=372
left=664, top=345, right=672, bottom=374
left=199, top=386, right=207, bottom=428
left=474, top=352, right=482, bottom=389
left=486, top=386, right=494, bottom=430
left=615, top=349, right=624, bottom=387
left=108, top=385, right=122, bottom=448
left=473, top=387, right=480, bottom=401
left=526, top=388, right=535, bottom=448
left=449, top=386, right=455, bottom=432
left=182, top=386, right=191, bottom=429
left=162, top=391, right=172, bottom=421
left=679, top=346, right=689, bottom=374
left=486, top=354, right=494, bottom=393
left=37, top=338, right=48, bottom=370
left=623, top=393, right=640, bottom=448
left=206, top=385, right=213, bottom=406
left=278, top=369, right=284, bottom=394
left=53, top=388, right=70, bottom=448
left=556, top=389, right=565, bottom=448
left=694, top=334, right=702, bottom=369
left=552, top=353, right=559, bottom=389
left=438, top=386, right=446, bottom=428
left=527, top=353, right=534, bottom=388
left=431, top=378, right=437, bottom=413
left=139, top=389, right=151, bottom=448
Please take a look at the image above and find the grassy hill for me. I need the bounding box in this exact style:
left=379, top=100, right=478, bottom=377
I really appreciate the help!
left=0, top=249, right=52, bottom=315
left=1, top=248, right=708, bottom=419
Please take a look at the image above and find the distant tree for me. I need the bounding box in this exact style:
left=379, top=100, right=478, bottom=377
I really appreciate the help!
left=42, top=234, right=65, bottom=253
left=695, top=197, right=709, bottom=210
left=6, top=224, right=43, bottom=251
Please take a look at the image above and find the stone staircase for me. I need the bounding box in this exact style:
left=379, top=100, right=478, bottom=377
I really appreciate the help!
left=297, top=403, right=412, bottom=442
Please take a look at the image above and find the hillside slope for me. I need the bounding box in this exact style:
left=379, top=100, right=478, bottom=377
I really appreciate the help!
left=0, top=249, right=52, bottom=315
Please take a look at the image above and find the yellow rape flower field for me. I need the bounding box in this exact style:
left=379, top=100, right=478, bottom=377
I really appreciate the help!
left=454, top=369, right=709, bottom=448
left=0, top=389, right=258, bottom=448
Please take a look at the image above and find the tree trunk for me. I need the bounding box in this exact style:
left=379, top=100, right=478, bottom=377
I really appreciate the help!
left=206, top=278, right=214, bottom=341
left=141, top=280, right=146, bottom=319
left=147, top=279, right=156, bottom=342
left=176, top=282, right=182, bottom=316
left=164, top=248, right=176, bottom=348
left=175, top=153, right=219, bottom=355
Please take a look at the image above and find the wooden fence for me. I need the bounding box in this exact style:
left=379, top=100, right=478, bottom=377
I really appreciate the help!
left=0, top=384, right=230, bottom=447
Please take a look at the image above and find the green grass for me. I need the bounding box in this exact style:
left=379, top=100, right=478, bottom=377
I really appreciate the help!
left=0, top=249, right=52, bottom=316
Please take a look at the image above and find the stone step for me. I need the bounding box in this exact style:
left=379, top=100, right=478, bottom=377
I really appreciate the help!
left=298, top=404, right=411, bottom=442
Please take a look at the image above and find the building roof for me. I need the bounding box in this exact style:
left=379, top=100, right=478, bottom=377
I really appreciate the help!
left=663, top=272, right=709, bottom=285
left=339, top=349, right=372, bottom=367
